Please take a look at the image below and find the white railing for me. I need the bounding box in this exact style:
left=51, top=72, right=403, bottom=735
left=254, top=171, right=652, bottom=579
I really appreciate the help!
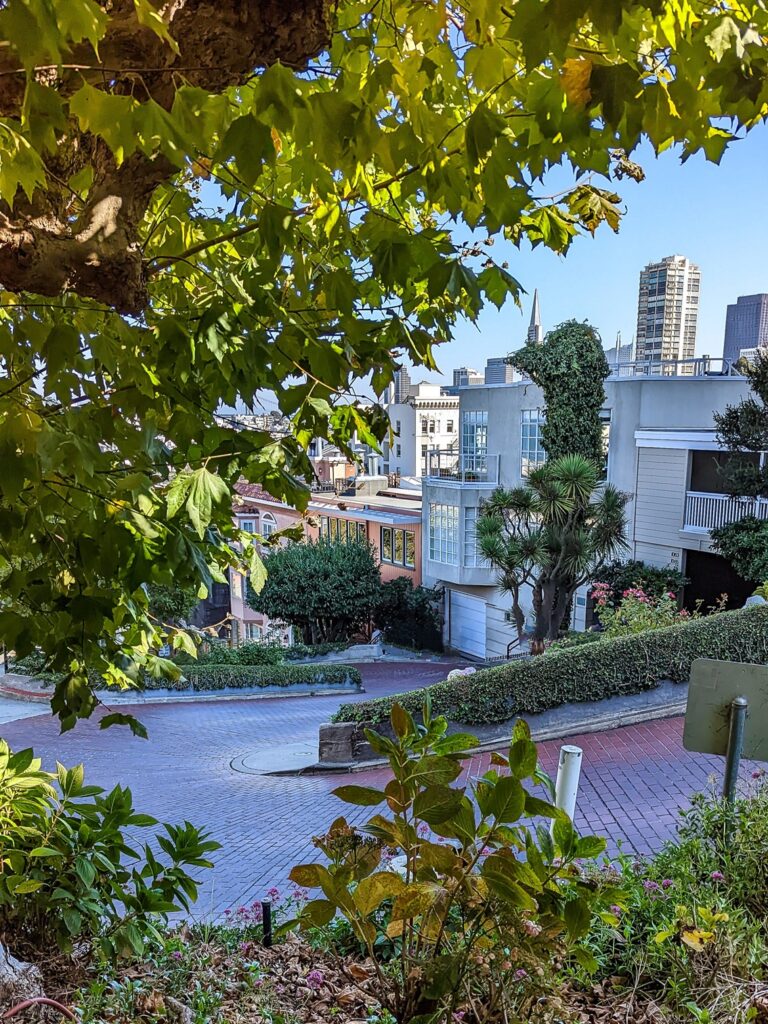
left=426, top=451, right=499, bottom=484
left=683, top=491, right=768, bottom=532
left=610, top=357, right=743, bottom=379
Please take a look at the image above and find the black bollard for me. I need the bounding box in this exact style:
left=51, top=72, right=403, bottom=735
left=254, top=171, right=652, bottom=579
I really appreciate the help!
left=261, top=899, right=273, bottom=948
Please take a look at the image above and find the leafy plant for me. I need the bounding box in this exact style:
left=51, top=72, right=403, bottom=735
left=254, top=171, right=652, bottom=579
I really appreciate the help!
left=478, top=454, right=628, bottom=642
left=289, top=702, right=617, bottom=1023
left=509, top=320, right=610, bottom=466
left=248, top=539, right=382, bottom=644
left=136, top=663, right=362, bottom=692
left=712, top=516, right=768, bottom=586
left=373, top=578, right=443, bottom=651
left=590, top=583, right=702, bottom=637
left=592, top=559, right=689, bottom=607
left=146, top=584, right=199, bottom=626
left=333, top=606, right=768, bottom=726
left=0, top=740, right=219, bottom=958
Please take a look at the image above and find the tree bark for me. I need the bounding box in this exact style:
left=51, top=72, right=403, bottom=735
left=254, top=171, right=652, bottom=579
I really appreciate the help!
left=0, top=0, right=333, bottom=312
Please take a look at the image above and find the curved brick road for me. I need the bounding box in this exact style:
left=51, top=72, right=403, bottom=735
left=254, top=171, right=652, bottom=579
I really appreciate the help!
left=0, top=663, right=737, bottom=919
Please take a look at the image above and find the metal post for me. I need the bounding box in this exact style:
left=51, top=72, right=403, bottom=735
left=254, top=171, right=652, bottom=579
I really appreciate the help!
left=553, top=745, right=583, bottom=821
left=261, top=900, right=273, bottom=948
left=723, top=696, right=749, bottom=803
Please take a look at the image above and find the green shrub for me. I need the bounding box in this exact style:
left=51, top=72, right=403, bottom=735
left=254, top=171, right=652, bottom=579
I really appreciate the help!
left=283, top=641, right=350, bottom=660
left=592, top=558, right=689, bottom=606
left=333, top=606, right=768, bottom=726
left=372, top=577, right=443, bottom=650
left=131, top=663, right=362, bottom=692
left=0, top=741, right=218, bottom=958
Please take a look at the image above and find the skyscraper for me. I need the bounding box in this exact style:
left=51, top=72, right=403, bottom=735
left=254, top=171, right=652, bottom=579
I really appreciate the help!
left=452, top=367, right=484, bottom=387
left=722, top=294, right=768, bottom=365
left=635, top=255, right=700, bottom=367
left=484, top=357, right=516, bottom=385
left=526, top=288, right=543, bottom=344
left=390, top=366, right=413, bottom=403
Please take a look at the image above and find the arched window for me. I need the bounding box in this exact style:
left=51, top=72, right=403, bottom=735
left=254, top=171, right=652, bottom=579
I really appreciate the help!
left=261, top=512, right=277, bottom=539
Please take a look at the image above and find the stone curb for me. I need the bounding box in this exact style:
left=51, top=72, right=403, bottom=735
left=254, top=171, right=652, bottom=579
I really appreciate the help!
left=295, top=690, right=688, bottom=775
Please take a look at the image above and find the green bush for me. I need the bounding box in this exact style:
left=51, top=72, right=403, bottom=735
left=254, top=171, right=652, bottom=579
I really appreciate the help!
left=372, top=577, right=443, bottom=650
left=134, top=663, right=362, bottom=692
left=0, top=741, right=218, bottom=958
left=283, top=641, right=350, bottom=660
left=592, top=558, right=689, bottom=606
left=333, top=606, right=768, bottom=726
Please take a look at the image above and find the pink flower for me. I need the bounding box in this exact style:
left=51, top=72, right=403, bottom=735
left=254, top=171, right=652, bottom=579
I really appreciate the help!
left=710, top=870, right=725, bottom=882
left=306, top=970, right=325, bottom=990
left=643, top=880, right=660, bottom=892
left=521, top=918, right=541, bottom=937
left=661, top=879, right=674, bottom=889
left=171, top=950, right=182, bottom=961
left=752, top=769, right=765, bottom=779
left=609, top=905, right=622, bottom=916
left=514, top=969, right=528, bottom=980
left=666, top=592, right=676, bottom=600
left=266, top=887, right=281, bottom=901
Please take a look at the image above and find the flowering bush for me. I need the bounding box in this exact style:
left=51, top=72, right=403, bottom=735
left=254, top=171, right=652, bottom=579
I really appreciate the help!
left=591, top=584, right=694, bottom=637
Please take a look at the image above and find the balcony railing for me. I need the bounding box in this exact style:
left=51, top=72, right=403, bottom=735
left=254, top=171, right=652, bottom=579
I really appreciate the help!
left=683, top=491, right=768, bottom=532
left=426, top=451, right=499, bottom=485
left=610, top=357, right=743, bottom=379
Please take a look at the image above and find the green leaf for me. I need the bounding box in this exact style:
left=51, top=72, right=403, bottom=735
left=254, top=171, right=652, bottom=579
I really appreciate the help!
left=552, top=813, right=575, bottom=858
left=564, top=897, right=593, bottom=940
left=133, top=0, right=180, bottom=54
left=509, top=738, right=538, bottom=779
left=574, top=835, right=607, bottom=859
left=413, top=785, right=464, bottom=826
left=572, top=945, right=598, bottom=974
left=185, top=467, right=230, bottom=539
left=13, top=879, right=45, bottom=894
left=354, top=871, right=404, bottom=915
left=331, top=785, right=385, bottom=806
left=391, top=702, right=415, bottom=739
left=99, top=714, right=149, bottom=738
left=485, top=775, right=525, bottom=823
left=301, top=898, right=336, bottom=927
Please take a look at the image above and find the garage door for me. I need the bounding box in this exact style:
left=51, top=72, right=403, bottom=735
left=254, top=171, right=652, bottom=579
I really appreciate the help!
left=449, top=591, right=487, bottom=659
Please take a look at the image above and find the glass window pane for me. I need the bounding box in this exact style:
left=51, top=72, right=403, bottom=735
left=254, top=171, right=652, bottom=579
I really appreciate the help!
left=394, top=530, right=404, bottom=565
left=405, top=532, right=415, bottom=568
left=381, top=527, right=393, bottom=562
left=357, top=522, right=366, bottom=542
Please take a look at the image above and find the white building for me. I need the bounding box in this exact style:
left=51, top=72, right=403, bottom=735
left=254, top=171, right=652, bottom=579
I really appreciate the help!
left=635, top=255, right=701, bottom=369
left=422, top=358, right=761, bottom=660
left=383, top=381, right=459, bottom=478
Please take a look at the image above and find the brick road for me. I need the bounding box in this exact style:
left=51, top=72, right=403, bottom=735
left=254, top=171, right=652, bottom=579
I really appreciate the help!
left=0, top=663, right=740, bottom=919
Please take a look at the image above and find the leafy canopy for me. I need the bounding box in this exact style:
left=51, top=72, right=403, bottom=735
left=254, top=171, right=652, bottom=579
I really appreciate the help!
left=247, top=538, right=382, bottom=643
left=510, top=320, right=611, bottom=465
left=0, top=0, right=766, bottom=727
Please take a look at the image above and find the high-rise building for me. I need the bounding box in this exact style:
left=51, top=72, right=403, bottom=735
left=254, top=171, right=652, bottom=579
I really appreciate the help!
left=635, top=255, right=700, bottom=368
left=390, top=366, right=413, bottom=403
left=604, top=332, right=635, bottom=370
left=722, top=294, right=768, bottom=365
left=526, top=288, right=543, bottom=344
left=452, top=367, right=484, bottom=387
left=484, top=357, right=516, bottom=385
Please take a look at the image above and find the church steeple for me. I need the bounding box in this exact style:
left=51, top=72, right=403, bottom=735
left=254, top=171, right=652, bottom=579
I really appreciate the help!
left=526, top=289, right=543, bottom=344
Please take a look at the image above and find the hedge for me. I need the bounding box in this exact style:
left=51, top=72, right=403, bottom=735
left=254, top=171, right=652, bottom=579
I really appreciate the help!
left=332, top=606, right=768, bottom=726
left=116, top=664, right=361, bottom=693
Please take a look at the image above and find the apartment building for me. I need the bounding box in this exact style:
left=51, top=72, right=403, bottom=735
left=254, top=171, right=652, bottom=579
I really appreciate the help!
left=722, top=294, right=768, bottom=364
left=635, top=255, right=701, bottom=368
left=422, top=360, right=760, bottom=660
left=228, top=480, right=423, bottom=641
left=383, top=381, right=459, bottom=478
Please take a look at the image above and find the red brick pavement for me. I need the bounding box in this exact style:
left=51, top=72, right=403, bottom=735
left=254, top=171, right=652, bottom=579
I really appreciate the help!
left=0, top=664, right=744, bottom=919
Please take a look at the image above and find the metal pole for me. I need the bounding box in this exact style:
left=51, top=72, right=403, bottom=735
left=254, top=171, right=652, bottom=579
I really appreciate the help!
left=723, top=696, right=748, bottom=803
left=553, top=745, right=583, bottom=821
left=261, top=900, right=273, bottom=948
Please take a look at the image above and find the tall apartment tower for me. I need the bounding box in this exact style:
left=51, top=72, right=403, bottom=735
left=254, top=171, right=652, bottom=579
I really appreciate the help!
left=722, top=294, right=768, bottom=364
left=484, top=357, right=516, bottom=385
left=635, top=255, right=701, bottom=367
left=526, top=288, right=543, bottom=344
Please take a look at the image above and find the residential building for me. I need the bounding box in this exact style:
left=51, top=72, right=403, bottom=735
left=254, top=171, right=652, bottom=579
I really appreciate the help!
left=227, top=481, right=424, bottom=641
left=422, top=359, right=758, bottom=660
left=722, top=294, right=768, bottom=365
left=383, top=381, right=459, bottom=477
left=452, top=367, right=484, bottom=388
left=526, top=288, right=543, bottom=344
left=635, top=255, right=701, bottom=369
left=484, top=357, right=516, bottom=385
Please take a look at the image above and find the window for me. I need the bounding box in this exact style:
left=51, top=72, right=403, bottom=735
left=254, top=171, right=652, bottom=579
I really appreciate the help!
left=380, top=527, right=416, bottom=568
left=231, top=571, right=243, bottom=599
left=461, top=410, right=488, bottom=473
left=421, top=417, right=429, bottom=433
left=429, top=504, right=459, bottom=563
left=396, top=444, right=402, bottom=457
left=240, top=519, right=256, bottom=533
left=357, top=522, right=367, bottom=542
left=244, top=622, right=262, bottom=640
left=261, top=512, right=277, bottom=538
left=463, top=506, right=487, bottom=567
left=429, top=420, right=435, bottom=433
left=447, top=419, right=454, bottom=433
left=395, top=419, right=401, bottom=435
left=421, top=444, right=428, bottom=458
left=599, top=410, right=611, bottom=480
left=521, top=409, right=545, bottom=476
left=319, top=515, right=329, bottom=538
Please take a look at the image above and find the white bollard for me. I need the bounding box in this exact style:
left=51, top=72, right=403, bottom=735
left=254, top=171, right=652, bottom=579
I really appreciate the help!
left=553, top=744, right=583, bottom=821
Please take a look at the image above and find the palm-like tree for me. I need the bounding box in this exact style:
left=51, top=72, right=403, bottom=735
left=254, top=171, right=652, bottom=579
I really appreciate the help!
left=477, top=454, right=628, bottom=644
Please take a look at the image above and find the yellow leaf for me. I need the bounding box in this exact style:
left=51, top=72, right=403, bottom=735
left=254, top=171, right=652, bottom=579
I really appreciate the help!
left=681, top=928, right=714, bottom=951
left=271, top=127, right=283, bottom=155
left=561, top=58, right=592, bottom=108
left=191, top=157, right=211, bottom=180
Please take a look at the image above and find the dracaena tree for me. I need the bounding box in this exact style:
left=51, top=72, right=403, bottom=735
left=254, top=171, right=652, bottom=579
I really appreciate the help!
left=0, top=0, right=765, bottom=728
left=478, top=455, right=628, bottom=642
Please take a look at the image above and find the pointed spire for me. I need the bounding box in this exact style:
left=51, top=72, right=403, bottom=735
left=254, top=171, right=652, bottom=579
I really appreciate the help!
left=526, top=289, right=543, bottom=344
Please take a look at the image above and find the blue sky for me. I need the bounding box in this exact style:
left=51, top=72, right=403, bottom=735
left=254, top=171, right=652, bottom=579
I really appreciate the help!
left=415, top=123, right=768, bottom=385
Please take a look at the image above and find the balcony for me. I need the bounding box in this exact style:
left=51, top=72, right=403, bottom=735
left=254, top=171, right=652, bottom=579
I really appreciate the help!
left=426, top=451, right=499, bottom=485
left=683, top=491, right=768, bottom=532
